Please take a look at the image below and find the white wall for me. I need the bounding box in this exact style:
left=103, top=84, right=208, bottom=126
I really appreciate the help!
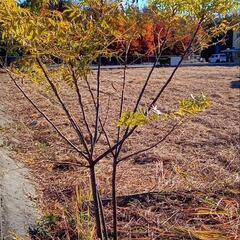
left=233, top=31, right=240, bottom=49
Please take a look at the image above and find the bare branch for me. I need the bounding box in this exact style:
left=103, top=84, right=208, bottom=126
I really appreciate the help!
left=117, top=122, right=181, bottom=164
left=117, top=19, right=203, bottom=158
left=96, top=94, right=111, bottom=144
left=100, top=119, right=115, bottom=158
left=93, top=57, right=101, bottom=146
left=69, top=64, right=93, bottom=142
left=94, top=19, right=204, bottom=165
left=149, top=19, right=204, bottom=109
left=7, top=71, right=89, bottom=161
left=97, top=189, right=108, bottom=240
left=84, top=75, right=114, bottom=158
left=113, top=30, right=171, bottom=161
left=133, top=28, right=170, bottom=113
left=115, top=42, right=129, bottom=156
left=94, top=127, right=136, bottom=164
left=36, top=58, right=90, bottom=157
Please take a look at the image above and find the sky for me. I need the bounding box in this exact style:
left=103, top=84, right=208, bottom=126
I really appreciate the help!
left=137, top=0, right=147, bottom=8
left=129, top=0, right=147, bottom=8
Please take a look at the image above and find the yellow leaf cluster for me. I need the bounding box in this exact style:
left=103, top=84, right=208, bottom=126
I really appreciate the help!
left=118, top=110, right=150, bottom=128
left=0, top=0, right=122, bottom=66
left=175, top=94, right=211, bottom=117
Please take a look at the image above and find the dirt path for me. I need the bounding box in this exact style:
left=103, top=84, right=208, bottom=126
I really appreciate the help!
left=0, top=95, right=37, bottom=239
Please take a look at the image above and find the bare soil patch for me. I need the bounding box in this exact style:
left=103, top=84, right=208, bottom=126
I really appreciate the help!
left=0, top=79, right=38, bottom=239
left=1, top=66, right=239, bottom=239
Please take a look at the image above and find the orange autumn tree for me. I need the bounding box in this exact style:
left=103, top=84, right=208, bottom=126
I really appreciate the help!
left=142, top=18, right=155, bottom=55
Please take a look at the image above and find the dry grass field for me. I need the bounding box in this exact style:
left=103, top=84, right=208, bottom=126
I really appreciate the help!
left=1, top=66, right=239, bottom=239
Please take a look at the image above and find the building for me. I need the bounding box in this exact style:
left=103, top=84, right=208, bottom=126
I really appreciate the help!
left=233, top=31, right=240, bottom=49
left=221, top=31, right=240, bottom=63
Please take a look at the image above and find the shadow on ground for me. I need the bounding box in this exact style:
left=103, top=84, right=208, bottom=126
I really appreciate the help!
left=230, top=80, right=240, bottom=88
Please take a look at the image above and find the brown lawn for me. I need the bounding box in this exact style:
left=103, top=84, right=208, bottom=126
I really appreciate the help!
left=1, top=66, right=239, bottom=239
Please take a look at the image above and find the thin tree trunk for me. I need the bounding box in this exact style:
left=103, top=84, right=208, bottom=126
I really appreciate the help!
left=111, top=42, right=129, bottom=240
left=97, top=189, right=108, bottom=240
left=112, top=162, right=118, bottom=240
left=90, top=166, right=103, bottom=239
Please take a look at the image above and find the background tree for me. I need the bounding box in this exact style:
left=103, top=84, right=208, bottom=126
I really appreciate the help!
left=20, top=0, right=73, bottom=11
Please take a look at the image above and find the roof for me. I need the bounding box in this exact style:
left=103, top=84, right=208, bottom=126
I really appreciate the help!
left=221, top=49, right=240, bottom=53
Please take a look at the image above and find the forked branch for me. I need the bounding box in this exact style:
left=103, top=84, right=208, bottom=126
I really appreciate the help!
left=94, top=18, right=204, bottom=165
